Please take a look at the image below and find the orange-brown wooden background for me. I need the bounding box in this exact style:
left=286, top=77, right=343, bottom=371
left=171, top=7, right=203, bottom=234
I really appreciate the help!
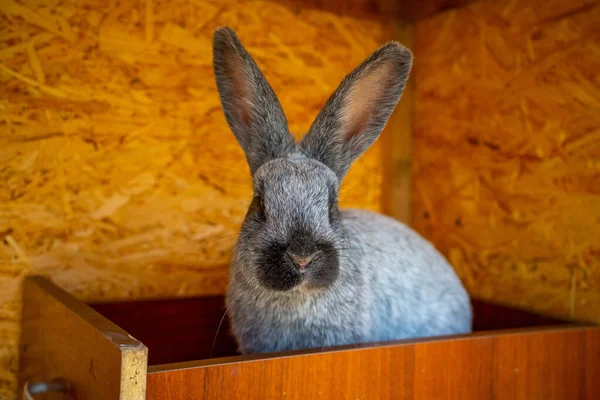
left=1, top=0, right=599, bottom=398
left=412, top=0, right=600, bottom=325
left=0, top=0, right=397, bottom=396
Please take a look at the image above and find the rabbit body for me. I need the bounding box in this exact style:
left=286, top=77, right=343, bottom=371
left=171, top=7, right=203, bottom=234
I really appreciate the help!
left=228, top=205, right=471, bottom=354
left=212, top=27, right=472, bottom=354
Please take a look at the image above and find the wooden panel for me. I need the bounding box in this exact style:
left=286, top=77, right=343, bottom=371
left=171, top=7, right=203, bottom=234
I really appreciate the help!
left=283, top=0, right=475, bottom=21
left=146, top=326, right=600, bottom=400
left=412, top=0, right=600, bottom=323
left=18, top=276, right=147, bottom=400
left=0, top=0, right=398, bottom=396
left=89, top=296, right=568, bottom=367
left=470, top=299, right=567, bottom=331
left=90, top=296, right=238, bottom=366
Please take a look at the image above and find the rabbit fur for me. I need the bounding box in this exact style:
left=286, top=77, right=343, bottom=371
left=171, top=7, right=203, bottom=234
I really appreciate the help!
left=212, top=26, right=472, bottom=354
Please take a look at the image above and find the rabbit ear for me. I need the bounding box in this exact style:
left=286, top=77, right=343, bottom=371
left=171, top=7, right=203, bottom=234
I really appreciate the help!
left=299, top=42, right=413, bottom=179
left=213, top=27, right=294, bottom=175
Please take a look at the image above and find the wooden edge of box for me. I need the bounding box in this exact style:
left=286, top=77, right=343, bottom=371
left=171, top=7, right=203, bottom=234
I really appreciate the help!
left=147, top=323, right=598, bottom=373
left=23, top=276, right=144, bottom=342
left=120, top=346, right=148, bottom=400
left=19, top=276, right=148, bottom=400
left=146, top=323, right=600, bottom=400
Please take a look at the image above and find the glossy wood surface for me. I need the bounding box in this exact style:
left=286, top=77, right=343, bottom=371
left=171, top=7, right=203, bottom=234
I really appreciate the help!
left=146, top=326, right=600, bottom=400
left=18, top=277, right=148, bottom=400
left=19, top=277, right=599, bottom=400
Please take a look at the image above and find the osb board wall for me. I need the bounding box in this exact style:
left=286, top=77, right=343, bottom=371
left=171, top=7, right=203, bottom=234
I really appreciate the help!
left=0, top=0, right=395, bottom=396
left=413, top=0, right=600, bottom=324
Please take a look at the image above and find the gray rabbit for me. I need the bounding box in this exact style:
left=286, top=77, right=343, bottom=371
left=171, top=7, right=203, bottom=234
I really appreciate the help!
left=212, top=27, right=472, bottom=354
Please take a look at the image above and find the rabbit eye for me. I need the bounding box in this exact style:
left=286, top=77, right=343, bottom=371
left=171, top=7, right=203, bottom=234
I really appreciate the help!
left=328, top=200, right=336, bottom=221
left=254, top=195, right=266, bottom=218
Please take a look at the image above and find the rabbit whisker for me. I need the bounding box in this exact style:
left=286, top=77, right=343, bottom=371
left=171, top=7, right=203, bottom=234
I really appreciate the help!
left=239, top=318, right=249, bottom=351
left=336, top=255, right=400, bottom=274
left=211, top=302, right=233, bottom=357
left=336, top=244, right=414, bottom=259
left=344, top=229, right=404, bottom=236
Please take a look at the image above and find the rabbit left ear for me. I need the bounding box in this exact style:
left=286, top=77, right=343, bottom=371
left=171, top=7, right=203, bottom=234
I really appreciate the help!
left=299, top=42, right=413, bottom=179
left=213, top=27, right=295, bottom=175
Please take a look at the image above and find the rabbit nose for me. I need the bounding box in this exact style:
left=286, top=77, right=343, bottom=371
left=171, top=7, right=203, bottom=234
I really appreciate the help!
left=289, top=253, right=318, bottom=271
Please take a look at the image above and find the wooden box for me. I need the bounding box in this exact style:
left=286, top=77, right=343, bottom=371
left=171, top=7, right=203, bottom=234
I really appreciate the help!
left=18, top=276, right=600, bottom=400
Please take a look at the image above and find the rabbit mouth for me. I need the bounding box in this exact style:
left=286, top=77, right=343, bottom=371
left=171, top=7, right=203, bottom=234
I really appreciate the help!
left=256, top=242, right=339, bottom=292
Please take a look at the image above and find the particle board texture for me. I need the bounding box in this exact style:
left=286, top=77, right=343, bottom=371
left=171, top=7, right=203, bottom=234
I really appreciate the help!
left=412, top=0, right=600, bottom=325
left=0, top=0, right=397, bottom=397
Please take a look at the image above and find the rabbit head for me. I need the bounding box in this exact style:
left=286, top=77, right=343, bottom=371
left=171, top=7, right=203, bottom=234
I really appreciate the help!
left=213, top=27, right=412, bottom=292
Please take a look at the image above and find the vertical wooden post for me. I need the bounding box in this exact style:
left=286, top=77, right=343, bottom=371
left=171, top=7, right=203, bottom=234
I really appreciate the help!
left=381, top=22, right=414, bottom=225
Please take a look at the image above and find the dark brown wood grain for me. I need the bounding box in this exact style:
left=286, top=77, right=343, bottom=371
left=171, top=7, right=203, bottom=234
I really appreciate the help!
left=89, top=295, right=567, bottom=366
left=277, top=0, right=475, bottom=21
left=90, top=296, right=238, bottom=366
left=145, top=326, right=600, bottom=400
left=470, top=299, right=567, bottom=331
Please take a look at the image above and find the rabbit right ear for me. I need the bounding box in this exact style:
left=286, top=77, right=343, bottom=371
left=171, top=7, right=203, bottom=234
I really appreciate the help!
left=299, top=42, right=413, bottom=180
left=213, top=27, right=294, bottom=175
